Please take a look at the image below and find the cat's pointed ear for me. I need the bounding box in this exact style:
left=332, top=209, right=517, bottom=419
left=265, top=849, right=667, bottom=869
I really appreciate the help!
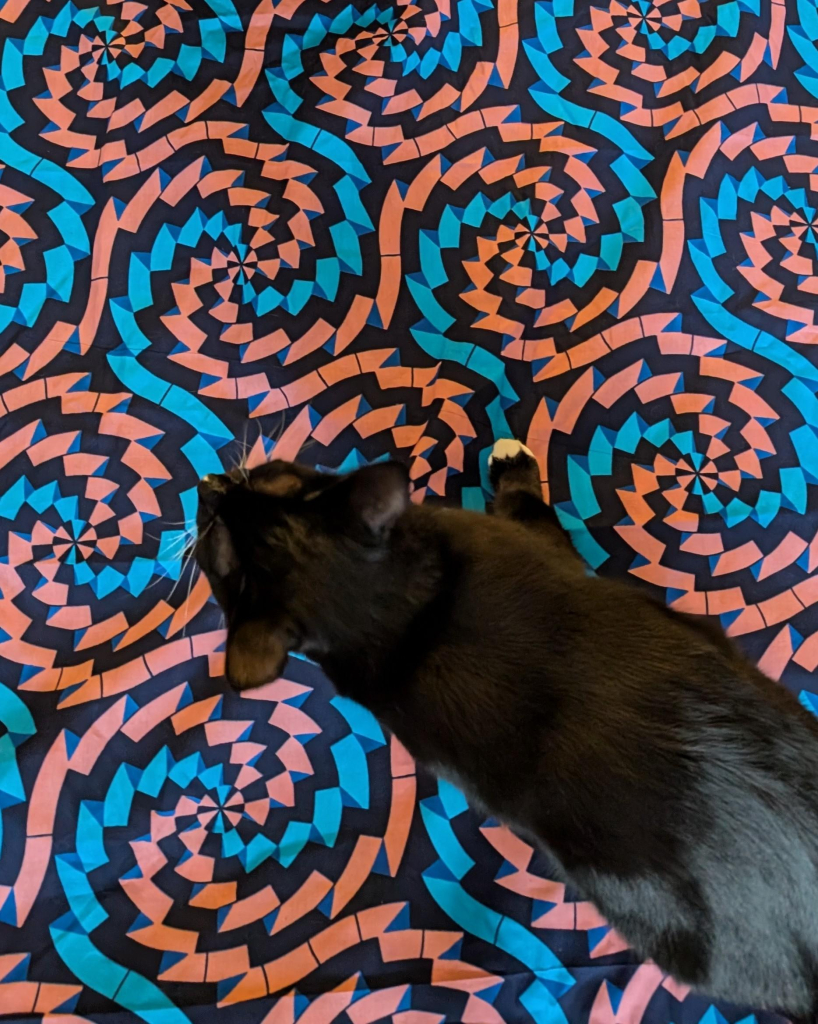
left=347, top=461, right=410, bottom=536
left=225, top=615, right=294, bottom=690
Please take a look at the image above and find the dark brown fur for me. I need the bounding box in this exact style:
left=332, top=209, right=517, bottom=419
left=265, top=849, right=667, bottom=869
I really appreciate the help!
left=195, top=447, right=818, bottom=1018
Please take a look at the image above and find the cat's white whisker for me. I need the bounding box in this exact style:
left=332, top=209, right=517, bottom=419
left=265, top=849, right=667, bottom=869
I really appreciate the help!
left=181, top=559, right=197, bottom=637
left=165, top=537, right=198, bottom=604
left=230, top=422, right=253, bottom=483
left=152, top=533, right=195, bottom=562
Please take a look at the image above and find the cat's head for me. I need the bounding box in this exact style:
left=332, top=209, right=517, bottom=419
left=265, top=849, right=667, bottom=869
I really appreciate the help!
left=195, top=459, right=410, bottom=690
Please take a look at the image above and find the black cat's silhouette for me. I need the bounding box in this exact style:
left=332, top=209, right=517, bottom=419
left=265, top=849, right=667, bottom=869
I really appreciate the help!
left=195, top=440, right=818, bottom=1019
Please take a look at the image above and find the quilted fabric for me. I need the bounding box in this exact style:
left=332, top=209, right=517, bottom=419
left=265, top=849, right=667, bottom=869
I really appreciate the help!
left=0, top=0, right=813, bottom=1020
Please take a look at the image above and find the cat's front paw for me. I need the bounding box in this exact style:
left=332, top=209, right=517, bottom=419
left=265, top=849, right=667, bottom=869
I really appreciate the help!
left=488, top=439, right=540, bottom=493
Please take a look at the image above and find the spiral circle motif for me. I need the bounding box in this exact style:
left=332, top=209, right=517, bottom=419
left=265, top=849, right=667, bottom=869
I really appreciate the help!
left=0, top=0, right=813, bottom=1019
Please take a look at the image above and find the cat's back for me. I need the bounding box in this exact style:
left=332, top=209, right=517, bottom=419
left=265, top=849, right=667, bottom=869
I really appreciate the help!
left=403, top=507, right=818, bottom=1013
left=412, top=503, right=818, bottom=777
left=419, top=504, right=818, bottom=843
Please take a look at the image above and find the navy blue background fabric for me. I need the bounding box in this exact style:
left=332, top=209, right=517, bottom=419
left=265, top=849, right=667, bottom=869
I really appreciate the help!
left=0, top=0, right=814, bottom=1019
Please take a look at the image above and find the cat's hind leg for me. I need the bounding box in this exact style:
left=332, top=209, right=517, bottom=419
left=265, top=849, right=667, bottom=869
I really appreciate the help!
left=488, top=440, right=577, bottom=556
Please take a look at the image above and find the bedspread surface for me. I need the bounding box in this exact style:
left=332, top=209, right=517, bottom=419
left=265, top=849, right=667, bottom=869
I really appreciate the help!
left=0, top=0, right=812, bottom=1020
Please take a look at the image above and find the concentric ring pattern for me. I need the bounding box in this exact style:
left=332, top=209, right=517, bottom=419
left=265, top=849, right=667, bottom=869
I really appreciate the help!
left=0, top=0, right=813, bottom=1021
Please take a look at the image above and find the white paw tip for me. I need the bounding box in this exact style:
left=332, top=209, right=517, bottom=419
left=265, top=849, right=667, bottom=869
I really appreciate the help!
left=489, top=438, right=535, bottom=466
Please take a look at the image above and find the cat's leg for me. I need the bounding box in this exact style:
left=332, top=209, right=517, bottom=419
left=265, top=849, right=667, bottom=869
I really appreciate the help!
left=488, top=439, right=577, bottom=556
left=489, top=439, right=545, bottom=518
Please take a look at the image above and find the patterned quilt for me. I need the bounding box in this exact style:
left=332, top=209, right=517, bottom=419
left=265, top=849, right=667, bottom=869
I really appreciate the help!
left=0, top=0, right=813, bottom=1020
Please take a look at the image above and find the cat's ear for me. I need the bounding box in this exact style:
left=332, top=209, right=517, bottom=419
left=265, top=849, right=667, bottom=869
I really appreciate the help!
left=225, top=615, right=294, bottom=690
left=347, top=462, right=410, bottom=536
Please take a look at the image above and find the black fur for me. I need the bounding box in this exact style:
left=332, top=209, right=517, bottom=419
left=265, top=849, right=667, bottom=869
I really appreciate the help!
left=195, top=450, right=818, bottom=1017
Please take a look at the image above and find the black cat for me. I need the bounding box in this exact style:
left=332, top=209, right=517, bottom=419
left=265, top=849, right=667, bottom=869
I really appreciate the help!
left=195, top=440, right=818, bottom=1018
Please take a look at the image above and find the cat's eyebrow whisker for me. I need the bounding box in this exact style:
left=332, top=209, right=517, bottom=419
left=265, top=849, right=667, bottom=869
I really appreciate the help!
left=298, top=436, right=317, bottom=459
left=230, top=422, right=253, bottom=483
left=267, top=410, right=287, bottom=451
left=255, top=420, right=271, bottom=466
left=256, top=410, right=287, bottom=464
